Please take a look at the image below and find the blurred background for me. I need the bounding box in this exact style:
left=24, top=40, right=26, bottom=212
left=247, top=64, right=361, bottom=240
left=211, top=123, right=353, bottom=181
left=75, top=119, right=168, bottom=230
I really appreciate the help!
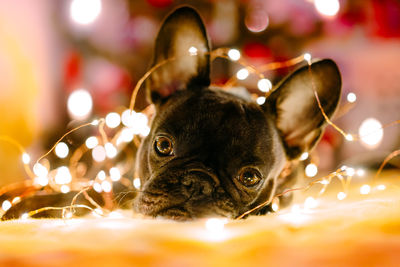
left=0, top=0, right=399, bottom=186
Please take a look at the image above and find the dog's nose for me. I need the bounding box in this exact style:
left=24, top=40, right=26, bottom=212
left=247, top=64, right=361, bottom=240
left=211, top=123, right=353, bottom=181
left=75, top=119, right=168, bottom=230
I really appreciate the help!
left=182, top=170, right=216, bottom=197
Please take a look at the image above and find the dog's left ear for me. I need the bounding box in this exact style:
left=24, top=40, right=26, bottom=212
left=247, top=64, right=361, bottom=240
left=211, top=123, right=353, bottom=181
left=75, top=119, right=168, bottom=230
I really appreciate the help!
left=264, top=59, right=342, bottom=159
left=146, top=6, right=210, bottom=104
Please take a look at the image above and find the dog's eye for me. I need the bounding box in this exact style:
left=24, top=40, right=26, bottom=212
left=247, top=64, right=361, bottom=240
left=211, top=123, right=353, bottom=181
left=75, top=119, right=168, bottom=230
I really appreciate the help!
left=238, top=168, right=262, bottom=187
left=154, top=136, right=173, bottom=156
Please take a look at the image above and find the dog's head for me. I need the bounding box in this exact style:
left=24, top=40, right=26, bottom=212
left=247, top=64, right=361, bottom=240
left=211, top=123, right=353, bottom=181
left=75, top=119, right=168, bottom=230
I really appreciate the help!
left=134, top=7, right=341, bottom=220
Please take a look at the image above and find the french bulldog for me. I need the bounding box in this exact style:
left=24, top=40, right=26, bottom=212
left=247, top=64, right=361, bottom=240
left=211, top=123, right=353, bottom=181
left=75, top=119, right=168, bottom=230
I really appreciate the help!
left=133, top=6, right=342, bottom=220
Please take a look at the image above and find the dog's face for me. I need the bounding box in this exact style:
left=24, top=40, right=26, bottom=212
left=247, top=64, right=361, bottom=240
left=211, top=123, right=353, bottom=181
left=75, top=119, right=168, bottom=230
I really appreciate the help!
left=134, top=7, right=341, bottom=220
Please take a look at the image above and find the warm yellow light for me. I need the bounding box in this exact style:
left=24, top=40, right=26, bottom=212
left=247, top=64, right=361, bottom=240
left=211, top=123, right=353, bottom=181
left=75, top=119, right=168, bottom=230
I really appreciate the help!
left=345, top=134, right=354, bottom=141
left=359, top=118, right=383, bottom=149
left=257, top=78, right=272, bottom=93
left=85, top=136, right=98, bottom=149
left=97, top=170, right=106, bottom=181
left=256, top=96, right=266, bottom=105
left=304, top=196, right=318, bottom=209
left=345, top=167, right=355, bottom=177
left=337, top=192, right=346, bottom=200
left=101, top=181, right=112, bottom=193
left=305, top=163, right=318, bottom=177
left=205, top=218, right=227, bottom=232
left=347, top=92, right=357, bottom=103
left=188, top=46, right=198, bottom=56
left=22, top=153, right=31, bottom=164
left=377, top=184, right=386, bottom=191
left=34, top=176, right=49, bottom=187
left=133, top=178, right=141, bottom=189
left=110, top=167, right=121, bottom=181
left=33, top=163, right=48, bottom=177
left=93, top=182, right=102, bottom=193
left=303, top=53, right=312, bottom=63
left=60, top=185, right=70, bottom=194
left=299, top=152, right=309, bottom=161
left=55, top=166, right=72, bottom=184
left=314, top=0, right=340, bottom=17
left=92, top=145, right=106, bottom=162
left=228, top=49, right=241, bottom=61
left=105, top=143, right=117, bottom=158
left=236, top=68, right=249, bottom=80
left=360, top=184, right=371, bottom=195
left=67, top=89, right=93, bottom=120
left=105, top=112, right=121, bottom=129
left=2, top=200, right=12, bottom=211
left=70, top=0, right=102, bottom=25
left=55, top=142, right=69, bottom=159
left=21, top=213, right=29, bottom=220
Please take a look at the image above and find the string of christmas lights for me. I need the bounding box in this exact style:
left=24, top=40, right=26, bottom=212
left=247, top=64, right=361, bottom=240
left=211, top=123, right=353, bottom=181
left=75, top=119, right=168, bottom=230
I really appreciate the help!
left=0, top=46, right=398, bottom=224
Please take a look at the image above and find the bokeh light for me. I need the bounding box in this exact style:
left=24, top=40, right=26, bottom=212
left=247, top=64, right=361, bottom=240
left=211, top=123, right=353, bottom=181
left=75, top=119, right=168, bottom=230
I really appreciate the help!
left=67, top=89, right=93, bottom=120
left=70, top=0, right=102, bottom=25
left=358, top=118, right=383, bottom=149
left=314, top=0, right=340, bottom=17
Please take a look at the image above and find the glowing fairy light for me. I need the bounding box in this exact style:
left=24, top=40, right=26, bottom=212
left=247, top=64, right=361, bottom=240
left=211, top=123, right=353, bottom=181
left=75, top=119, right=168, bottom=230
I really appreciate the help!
left=305, top=163, right=318, bottom=177
left=105, top=143, right=117, bottom=158
left=303, top=53, right=312, bottom=63
left=12, top=197, right=21, bottom=204
left=101, top=181, right=112, bottom=192
left=67, top=89, right=93, bottom=120
left=65, top=212, right=73, bottom=219
left=314, top=0, right=340, bottom=17
left=97, top=170, right=106, bottom=181
left=345, top=134, right=354, bottom=141
left=70, top=0, right=102, bottom=25
left=119, top=128, right=134, bottom=143
left=304, top=196, right=318, bottom=209
left=140, top=126, right=151, bottom=137
left=93, top=182, right=102, bottom=193
left=22, top=153, right=31, bottom=164
left=92, top=145, right=106, bottom=162
left=360, top=184, right=371, bottom=195
left=227, top=49, right=241, bottom=61
left=271, top=201, right=279, bottom=212
left=109, top=167, right=121, bottom=181
left=55, top=166, right=72, bottom=184
left=347, top=92, right=357, bottom=103
left=2, top=200, right=12, bottom=211
left=256, top=96, right=266, bottom=105
left=359, top=118, right=383, bottom=149
left=93, top=208, right=104, bottom=217
left=299, top=152, right=309, bottom=161
left=337, top=192, right=347, bottom=200
left=133, top=178, right=141, bottom=189
left=91, top=119, right=99, bottom=126
left=188, top=46, right=198, bottom=56
left=377, top=184, right=386, bottom=191
left=356, top=169, right=365, bottom=177
left=205, top=218, right=227, bottom=232
left=236, top=68, right=249, bottom=80
left=21, top=213, right=29, bottom=220
left=85, top=136, right=98, bottom=149
left=121, top=109, right=135, bottom=127
left=34, top=176, right=49, bottom=187
left=320, top=179, right=329, bottom=185
left=55, top=142, right=69, bottom=159
left=105, top=112, right=121, bottom=129
left=60, top=185, right=70, bottom=194
left=257, top=78, right=272, bottom=93
left=33, top=163, right=48, bottom=177
left=345, top=167, right=355, bottom=177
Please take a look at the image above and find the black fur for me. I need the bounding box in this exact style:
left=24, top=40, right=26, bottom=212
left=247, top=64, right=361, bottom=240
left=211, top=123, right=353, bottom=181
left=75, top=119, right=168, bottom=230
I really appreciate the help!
left=134, top=6, right=342, bottom=220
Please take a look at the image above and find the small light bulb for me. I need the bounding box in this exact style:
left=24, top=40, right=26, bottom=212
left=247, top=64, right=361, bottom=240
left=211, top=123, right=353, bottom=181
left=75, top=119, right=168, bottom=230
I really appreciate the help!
left=337, top=192, right=346, bottom=200
left=67, top=89, right=93, bottom=120
left=303, top=53, right=312, bottom=63
left=22, top=153, right=31, bottom=164
left=85, top=136, right=99, bottom=149
left=359, top=118, right=383, bottom=149
left=345, top=134, right=354, bottom=141
left=236, top=68, right=249, bottom=80
left=91, top=119, right=99, bottom=126
left=33, top=163, right=48, bottom=177
left=360, top=184, right=371, bottom=195
left=304, top=196, right=318, bottom=209
left=93, top=182, right=102, bottom=193
left=256, top=96, right=266, bottom=105
left=105, top=112, right=121, bottom=129
left=257, top=78, right=272, bottom=93
left=305, top=163, right=318, bottom=177
left=346, top=167, right=355, bottom=177
left=92, top=145, right=106, bottom=162
left=228, top=49, right=241, bottom=61
left=2, top=200, right=12, bottom=211
left=188, top=46, right=198, bottom=56
left=97, top=170, right=106, bottom=181
left=105, top=143, right=117, bottom=158
left=347, top=92, right=357, bottom=103
left=60, top=185, right=70, bottom=194
left=205, top=218, right=227, bottom=232
left=55, top=142, right=69, bottom=159
left=101, top=181, right=112, bottom=193
left=356, top=169, right=365, bottom=177
left=377, top=184, right=386, bottom=191
left=21, top=213, right=29, bottom=220
left=299, top=152, right=309, bottom=161
left=65, top=212, right=73, bottom=219
left=110, top=167, right=121, bottom=181
left=133, top=178, right=141, bottom=189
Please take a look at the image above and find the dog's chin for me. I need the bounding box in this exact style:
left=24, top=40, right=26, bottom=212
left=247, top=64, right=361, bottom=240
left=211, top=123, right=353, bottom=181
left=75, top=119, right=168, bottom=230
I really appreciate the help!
left=156, top=207, right=193, bottom=221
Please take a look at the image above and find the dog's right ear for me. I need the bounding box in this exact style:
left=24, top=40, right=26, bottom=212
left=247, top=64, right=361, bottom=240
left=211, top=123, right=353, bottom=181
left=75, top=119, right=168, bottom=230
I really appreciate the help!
left=146, top=6, right=210, bottom=104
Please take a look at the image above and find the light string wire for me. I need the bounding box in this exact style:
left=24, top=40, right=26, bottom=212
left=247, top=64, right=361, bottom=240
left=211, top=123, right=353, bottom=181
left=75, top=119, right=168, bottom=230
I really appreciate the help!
left=0, top=47, right=399, bottom=219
